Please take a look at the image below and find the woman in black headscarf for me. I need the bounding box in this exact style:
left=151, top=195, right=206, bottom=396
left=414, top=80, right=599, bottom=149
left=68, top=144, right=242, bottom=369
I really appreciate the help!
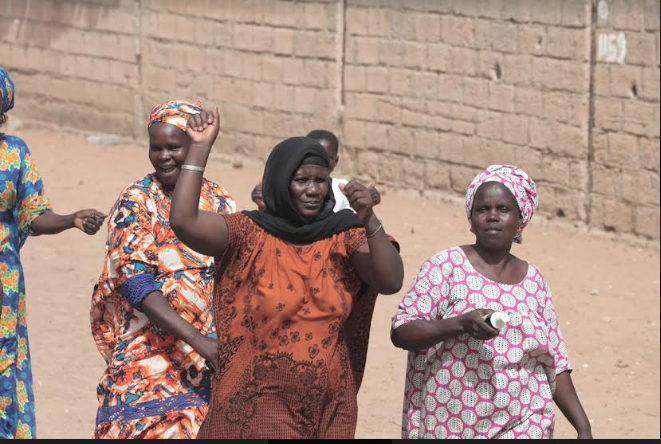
left=169, top=109, right=404, bottom=439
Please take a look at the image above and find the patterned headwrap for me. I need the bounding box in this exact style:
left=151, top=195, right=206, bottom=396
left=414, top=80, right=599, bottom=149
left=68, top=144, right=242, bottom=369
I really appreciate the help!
left=465, top=165, right=538, bottom=244
left=0, top=66, right=15, bottom=114
left=148, top=100, right=202, bottom=132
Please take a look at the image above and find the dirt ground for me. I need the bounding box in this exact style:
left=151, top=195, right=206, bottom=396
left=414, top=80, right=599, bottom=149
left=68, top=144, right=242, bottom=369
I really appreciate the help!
left=13, top=127, right=659, bottom=439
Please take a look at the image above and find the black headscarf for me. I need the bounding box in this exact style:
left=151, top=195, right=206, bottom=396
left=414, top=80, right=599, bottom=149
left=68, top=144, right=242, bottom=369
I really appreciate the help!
left=243, top=137, right=362, bottom=244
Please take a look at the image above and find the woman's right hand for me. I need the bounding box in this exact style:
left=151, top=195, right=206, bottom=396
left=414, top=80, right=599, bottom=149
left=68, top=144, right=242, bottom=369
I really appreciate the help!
left=186, top=108, right=220, bottom=149
left=458, top=309, right=500, bottom=340
left=73, top=209, right=106, bottom=235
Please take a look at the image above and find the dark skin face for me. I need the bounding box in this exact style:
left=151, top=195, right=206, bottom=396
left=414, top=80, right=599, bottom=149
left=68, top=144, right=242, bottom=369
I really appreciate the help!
left=314, top=138, right=339, bottom=173
left=470, top=182, right=523, bottom=253
left=289, top=165, right=330, bottom=221
left=148, top=123, right=191, bottom=190
left=252, top=138, right=339, bottom=211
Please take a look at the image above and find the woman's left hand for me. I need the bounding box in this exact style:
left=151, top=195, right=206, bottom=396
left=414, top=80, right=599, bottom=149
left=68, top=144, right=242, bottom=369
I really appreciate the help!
left=341, top=180, right=374, bottom=224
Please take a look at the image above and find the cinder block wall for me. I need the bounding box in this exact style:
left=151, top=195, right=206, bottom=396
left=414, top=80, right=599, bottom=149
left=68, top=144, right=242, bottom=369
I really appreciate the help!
left=1, top=0, right=658, bottom=240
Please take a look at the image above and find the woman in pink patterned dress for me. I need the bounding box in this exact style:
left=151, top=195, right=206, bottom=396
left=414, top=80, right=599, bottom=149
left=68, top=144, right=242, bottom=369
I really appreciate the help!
left=391, top=165, right=592, bottom=439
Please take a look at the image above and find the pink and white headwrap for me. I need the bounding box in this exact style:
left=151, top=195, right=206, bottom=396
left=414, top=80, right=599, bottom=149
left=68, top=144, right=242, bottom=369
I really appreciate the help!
left=465, top=165, right=538, bottom=243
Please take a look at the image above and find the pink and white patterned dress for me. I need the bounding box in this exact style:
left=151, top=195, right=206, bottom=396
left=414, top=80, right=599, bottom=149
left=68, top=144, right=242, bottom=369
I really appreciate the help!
left=392, top=247, right=571, bottom=439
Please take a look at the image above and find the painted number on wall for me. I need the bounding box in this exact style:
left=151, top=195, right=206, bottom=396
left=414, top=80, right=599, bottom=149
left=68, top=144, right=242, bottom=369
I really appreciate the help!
left=597, top=32, right=627, bottom=64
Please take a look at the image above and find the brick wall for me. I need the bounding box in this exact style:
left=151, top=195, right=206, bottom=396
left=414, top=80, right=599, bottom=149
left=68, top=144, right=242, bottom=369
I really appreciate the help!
left=341, top=0, right=594, bottom=228
left=591, top=0, right=660, bottom=239
left=0, top=0, right=140, bottom=135
left=139, top=0, right=343, bottom=160
left=1, top=0, right=659, bottom=241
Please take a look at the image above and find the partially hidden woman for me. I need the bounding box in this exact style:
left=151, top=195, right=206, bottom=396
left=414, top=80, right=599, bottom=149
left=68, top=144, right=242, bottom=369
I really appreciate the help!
left=1, top=66, right=105, bottom=439
left=90, top=101, right=236, bottom=438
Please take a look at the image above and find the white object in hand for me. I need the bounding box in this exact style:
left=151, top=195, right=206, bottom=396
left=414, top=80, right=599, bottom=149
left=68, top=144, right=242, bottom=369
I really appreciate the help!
left=485, top=312, right=510, bottom=330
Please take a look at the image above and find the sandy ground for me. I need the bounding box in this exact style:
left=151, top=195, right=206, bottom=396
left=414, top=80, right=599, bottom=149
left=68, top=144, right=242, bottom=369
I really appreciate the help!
left=11, top=127, right=659, bottom=439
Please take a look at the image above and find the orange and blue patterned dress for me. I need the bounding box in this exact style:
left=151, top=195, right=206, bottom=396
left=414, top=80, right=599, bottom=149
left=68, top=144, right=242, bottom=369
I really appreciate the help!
left=0, top=135, right=53, bottom=439
left=91, top=174, right=235, bottom=438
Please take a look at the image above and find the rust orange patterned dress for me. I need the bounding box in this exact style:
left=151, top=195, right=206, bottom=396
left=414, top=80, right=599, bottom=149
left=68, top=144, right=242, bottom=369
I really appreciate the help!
left=198, top=213, right=393, bottom=439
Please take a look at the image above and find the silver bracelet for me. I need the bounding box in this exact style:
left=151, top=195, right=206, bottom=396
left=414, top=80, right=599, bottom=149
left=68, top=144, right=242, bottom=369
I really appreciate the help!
left=181, top=164, right=205, bottom=173
left=367, top=221, right=384, bottom=238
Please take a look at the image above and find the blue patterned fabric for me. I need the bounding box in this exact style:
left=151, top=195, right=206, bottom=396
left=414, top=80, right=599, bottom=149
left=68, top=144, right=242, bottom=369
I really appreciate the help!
left=1, top=134, right=53, bottom=439
left=0, top=67, right=14, bottom=114
left=121, top=273, right=158, bottom=309
left=95, top=390, right=211, bottom=426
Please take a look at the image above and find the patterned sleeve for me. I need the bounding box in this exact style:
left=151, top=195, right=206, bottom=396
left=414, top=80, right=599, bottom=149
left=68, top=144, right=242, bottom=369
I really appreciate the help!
left=392, top=252, right=451, bottom=331
left=211, top=182, right=237, bottom=215
left=224, top=213, right=251, bottom=251
left=541, top=280, right=572, bottom=375
left=343, top=226, right=400, bottom=257
left=108, top=192, right=159, bottom=287
left=16, top=142, right=52, bottom=236
left=212, top=213, right=255, bottom=281
left=344, top=227, right=368, bottom=256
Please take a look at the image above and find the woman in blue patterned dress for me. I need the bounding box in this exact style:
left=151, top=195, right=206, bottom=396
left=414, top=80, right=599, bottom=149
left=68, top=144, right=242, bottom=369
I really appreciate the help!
left=0, top=66, right=106, bottom=439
